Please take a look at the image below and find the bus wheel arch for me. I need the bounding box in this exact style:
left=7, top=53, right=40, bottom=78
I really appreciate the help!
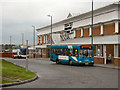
left=56, top=59, right=60, bottom=64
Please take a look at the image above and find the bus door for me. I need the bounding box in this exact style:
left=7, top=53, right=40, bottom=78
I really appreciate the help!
left=51, top=48, right=56, bottom=60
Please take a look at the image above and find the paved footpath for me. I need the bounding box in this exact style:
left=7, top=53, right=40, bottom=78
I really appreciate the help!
left=3, top=58, right=119, bottom=88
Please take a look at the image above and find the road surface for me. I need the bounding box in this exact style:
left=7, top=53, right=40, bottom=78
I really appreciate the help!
left=4, top=58, right=118, bottom=88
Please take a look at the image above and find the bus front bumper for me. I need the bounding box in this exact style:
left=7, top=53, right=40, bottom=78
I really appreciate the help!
left=73, top=61, right=94, bottom=65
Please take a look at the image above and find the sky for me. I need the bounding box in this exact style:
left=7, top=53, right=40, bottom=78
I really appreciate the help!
left=0, top=0, right=119, bottom=45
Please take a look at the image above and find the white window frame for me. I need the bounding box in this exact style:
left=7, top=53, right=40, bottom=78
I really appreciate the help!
left=42, top=48, right=46, bottom=55
left=81, top=28, right=83, bottom=37
left=95, top=45, right=104, bottom=57
left=115, top=21, right=119, bottom=33
left=89, top=26, right=92, bottom=36
left=40, top=36, right=42, bottom=44
left=100, top=24, right=103, bottom=35
left=44, top=35, right=45, bottom=43
left=114, top=44, right=118, bottom=58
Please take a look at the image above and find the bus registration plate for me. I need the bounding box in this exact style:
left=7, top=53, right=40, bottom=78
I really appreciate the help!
left=85, top=63, right=89, bottom=65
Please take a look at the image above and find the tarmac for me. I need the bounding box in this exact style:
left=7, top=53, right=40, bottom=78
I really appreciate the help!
left=94, top=63, right=120, bottom=70
left=35, top=58, right=120, bottom=70
left=0, top=58, right=119, bottom=88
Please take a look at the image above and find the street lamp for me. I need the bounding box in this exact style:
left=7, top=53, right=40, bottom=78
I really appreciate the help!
left=91, top=0, right=93, bottom=45
left=47, top=15, right=52, bottom=46
left=22, top=33, right=24, bottom=45
left=10, top=35, right=12, bottom=58
left=32, top=25, right=35, bottom=58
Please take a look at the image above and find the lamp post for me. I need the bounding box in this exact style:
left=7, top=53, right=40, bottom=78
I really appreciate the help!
left=26, top=40, right=28, bottom=71
left=10, top=35, right=12, bottom=58
left=22, top=33, right=24, bottom=45
left=47, top=15, right=52, bottom=59
left=91, top=0, right=93, bottom=45
left=32, top=25, right=35, bottom=58
left=47, top=15, right=52, bottom=46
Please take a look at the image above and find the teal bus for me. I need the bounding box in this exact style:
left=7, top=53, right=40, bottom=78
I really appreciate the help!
left=50, top=45, right=94, bottom=65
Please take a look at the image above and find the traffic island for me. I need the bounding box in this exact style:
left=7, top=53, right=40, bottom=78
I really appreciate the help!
left=0, top=59, right=38, bottom=87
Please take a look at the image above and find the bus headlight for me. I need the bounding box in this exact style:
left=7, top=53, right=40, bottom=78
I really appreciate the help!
left=78, top=61, right=82, bottom=63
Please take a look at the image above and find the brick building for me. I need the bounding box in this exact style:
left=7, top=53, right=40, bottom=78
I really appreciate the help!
left=30, top=2, right=120, bottom=66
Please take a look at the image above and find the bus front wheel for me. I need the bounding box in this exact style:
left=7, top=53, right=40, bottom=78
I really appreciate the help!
left=56, top=59, right=60, bottom=64
left=69, top=60, right=72, bottom=65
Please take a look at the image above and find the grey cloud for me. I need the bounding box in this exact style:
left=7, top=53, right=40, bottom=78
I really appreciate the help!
left=1, top=0, right=118, bottom=45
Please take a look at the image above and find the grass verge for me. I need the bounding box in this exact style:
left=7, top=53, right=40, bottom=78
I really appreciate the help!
left=0, top=59, right=36, bottom=84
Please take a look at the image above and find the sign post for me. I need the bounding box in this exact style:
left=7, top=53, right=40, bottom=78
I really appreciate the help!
left=26, top=40, right=28, bottom=71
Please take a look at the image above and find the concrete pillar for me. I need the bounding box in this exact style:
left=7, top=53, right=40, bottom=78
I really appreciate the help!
left=81, top=28, right=83, bottom=37
left=114, top=44, right=118, bottom=58
left=100, top=24, right=103, bottom=35
left=115, top=21, right=119, bottom=33
left=103, top=44, right=106, bottom=64
left=40, top=36, right=42, bottom=44
left=44, top=35, right=45, bottom=44
left=89, top=26, right=92, bottom=36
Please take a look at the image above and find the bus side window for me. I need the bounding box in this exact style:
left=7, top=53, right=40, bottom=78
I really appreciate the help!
left=73, top=49, right=78, bottom=56
left=65, top=49, right=67, bottom=56
left=52, top=49, right=54, bottom=54
left=66, top=49, right=69, bottom=56
left=56, top=48, right=61, bottom=55
left=56, top=49, right=58, bottom=55
left=58, top=48, right=61, bottom=55
left=63, top=49, right=65, bottom=55
left=54, top=49, right=55, bottom=54
left=68, top=49, right=73, bottom=56
left=60, top=49, right=63, bottom=55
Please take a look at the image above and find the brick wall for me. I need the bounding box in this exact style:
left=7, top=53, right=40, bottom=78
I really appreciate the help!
left=35, top=54, right=40, bottom=58
left=47, top=34, right=50, bottom=41
left=42, top=55, right=47, bottom=58
left=94, top=57, right=104, bottom=64
left=1, top=53, right=11, bottom=57
left=103, top=23, right=115, bottom=35
left=45, top=48, right=50, bottom=58
left=106, top=44, right=114, bottom=64
left=114, top=58, right=120, bottom=66
left=93, top=26, right=101, bottom=36
left=29, top=55, right=33, bottom=58
left=42, top=35, right=44, bottom=44
left=106, top=44, right=114, bottom=57
left=83, top=28, right=89, bottom=37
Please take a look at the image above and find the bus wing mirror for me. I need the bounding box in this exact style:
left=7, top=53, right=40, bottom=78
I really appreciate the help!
left=69, top=54, right=71, bottom=56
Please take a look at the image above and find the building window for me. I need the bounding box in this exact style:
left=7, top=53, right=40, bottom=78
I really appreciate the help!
left=46, top=35, right=47, bottom=43
left=38, top=49, right=41, bottom=55
left=103, top=23, right=115, bottom=35
left=95, top=45, right=103, bottom=57
left=93, top=26, right=101, bottom=36
left=44, top=35, right=45, bottom=43
left=83, top=28, right=89, bottom=37
left=40, top=36, right=42, bottom=44
left=42, top=49, right=46, bottom=55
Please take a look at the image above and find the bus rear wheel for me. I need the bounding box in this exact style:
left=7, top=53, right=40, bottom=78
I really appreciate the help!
left=56, top=59, right=60, bottom=64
